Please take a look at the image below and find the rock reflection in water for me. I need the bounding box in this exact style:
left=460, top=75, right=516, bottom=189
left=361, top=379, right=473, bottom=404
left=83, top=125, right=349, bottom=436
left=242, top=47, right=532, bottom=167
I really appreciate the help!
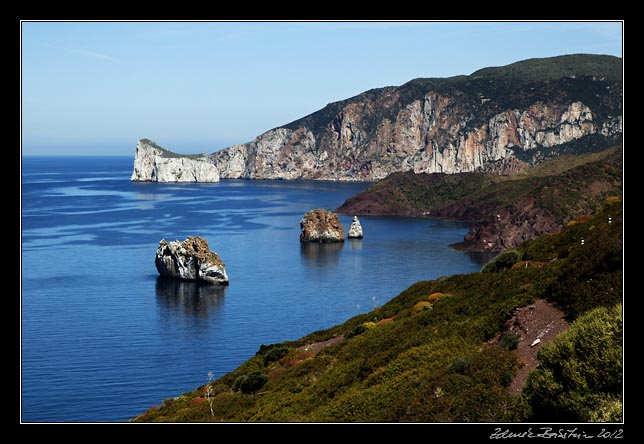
left=300, top=242, right=344, bottom=268
left=347, top=238, right=363, bottom=251
left=155, top=277, right=226, bottom=318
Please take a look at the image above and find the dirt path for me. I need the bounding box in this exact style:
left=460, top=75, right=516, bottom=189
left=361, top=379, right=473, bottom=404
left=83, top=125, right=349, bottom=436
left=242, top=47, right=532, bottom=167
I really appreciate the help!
left=297, top=335, right=345, bottom=354
left=493, top=299, right=569, bottom=395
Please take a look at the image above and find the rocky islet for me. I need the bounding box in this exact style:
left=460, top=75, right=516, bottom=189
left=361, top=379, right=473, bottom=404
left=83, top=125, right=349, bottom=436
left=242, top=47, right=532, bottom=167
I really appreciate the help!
left=347, top=216, right=364, bottom=239
left=299, top=209, right=345, bottom=243
left=155, top=236, right=229, bottom=285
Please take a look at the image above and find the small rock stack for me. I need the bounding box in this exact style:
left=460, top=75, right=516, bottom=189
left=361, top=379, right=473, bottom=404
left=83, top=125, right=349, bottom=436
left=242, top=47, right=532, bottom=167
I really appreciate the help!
left=347, top=216, right=363, bottom=239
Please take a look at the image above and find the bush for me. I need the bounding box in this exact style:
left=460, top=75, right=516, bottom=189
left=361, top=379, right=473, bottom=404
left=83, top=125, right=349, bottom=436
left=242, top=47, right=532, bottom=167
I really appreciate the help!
left=523, top=303, right=622, bottom=422
left=499, top=331, right=520, bottom=351
left=232, top=371, right=269, bottom=395
left=448, top=355, right=472, bottom=375
left=263, top=346, right=289, bottom=366
left=413, top=301, right=433, bottom=313
left=427, top=292, right=446, bottom=303
left=481, top=249, right=524, bottom=273
left=345, top=324, right=368, bottom=338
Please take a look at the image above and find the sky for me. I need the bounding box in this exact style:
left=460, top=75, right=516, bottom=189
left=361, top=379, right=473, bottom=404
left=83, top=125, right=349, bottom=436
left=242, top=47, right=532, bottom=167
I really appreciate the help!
left=21, top=21, right=623, bottom=156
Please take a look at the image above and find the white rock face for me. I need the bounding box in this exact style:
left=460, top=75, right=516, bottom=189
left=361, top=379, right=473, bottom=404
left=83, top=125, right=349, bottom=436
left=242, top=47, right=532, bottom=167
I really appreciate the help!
left=213, top=128, right=323, bottom=180
left=132, top=81, right=620, bottom=182
left=155, top=236, right=229, bottom=285
left=348, top=216, right=364, bottom=239
left=131, top=140, right=220, bottom=182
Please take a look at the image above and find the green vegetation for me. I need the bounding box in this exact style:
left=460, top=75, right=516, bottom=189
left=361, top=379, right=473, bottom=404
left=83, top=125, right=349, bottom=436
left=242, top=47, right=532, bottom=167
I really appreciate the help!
left=470, top=54, right=622, bottom=82
left=340, top=145, right=621, bottom=220
left=132, top=198, right=622, bottom=422
left=139, top=138, right=207, bottom=159
left=482, top=249, right=525, bottom=273
left=523, top=303, right=623, bottom=422
left=338, top=146, right=622, bottom=252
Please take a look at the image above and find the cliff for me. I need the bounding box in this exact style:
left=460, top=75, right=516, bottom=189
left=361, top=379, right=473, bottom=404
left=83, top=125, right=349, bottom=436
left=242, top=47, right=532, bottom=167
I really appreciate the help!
left=132, top=54, right=622, bottom=182
left=131, top=139, right=220, bottom=182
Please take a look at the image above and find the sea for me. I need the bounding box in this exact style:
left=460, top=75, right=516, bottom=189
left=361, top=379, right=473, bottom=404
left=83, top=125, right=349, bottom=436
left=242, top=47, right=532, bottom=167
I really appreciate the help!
left=20, top=156, right=493, bottom=423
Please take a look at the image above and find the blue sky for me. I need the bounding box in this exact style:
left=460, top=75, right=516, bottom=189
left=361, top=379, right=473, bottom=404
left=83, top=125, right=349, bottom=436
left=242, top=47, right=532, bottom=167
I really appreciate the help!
left=21, top=21, right=623, bottom=156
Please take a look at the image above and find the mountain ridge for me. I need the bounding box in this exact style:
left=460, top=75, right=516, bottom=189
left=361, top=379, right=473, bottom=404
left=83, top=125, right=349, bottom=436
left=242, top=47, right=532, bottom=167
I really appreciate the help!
left=131, top=53, right=622, bottom=183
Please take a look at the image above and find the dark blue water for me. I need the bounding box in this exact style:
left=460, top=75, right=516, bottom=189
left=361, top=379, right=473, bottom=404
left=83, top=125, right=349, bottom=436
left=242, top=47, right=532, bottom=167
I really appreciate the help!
left=21, top=156, right=492, bottom=423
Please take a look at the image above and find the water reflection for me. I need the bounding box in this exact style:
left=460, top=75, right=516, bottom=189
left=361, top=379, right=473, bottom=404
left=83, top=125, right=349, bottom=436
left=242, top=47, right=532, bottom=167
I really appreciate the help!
left=300, top=242, right=344, bottom=267
left=347, top=238, right=363, bottom=251
left=155, top=277, right=226, bottom=318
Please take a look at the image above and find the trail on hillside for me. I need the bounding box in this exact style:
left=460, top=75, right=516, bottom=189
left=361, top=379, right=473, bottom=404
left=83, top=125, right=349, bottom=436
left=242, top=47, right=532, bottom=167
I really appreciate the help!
left=490, top=298, right=569, bottom=395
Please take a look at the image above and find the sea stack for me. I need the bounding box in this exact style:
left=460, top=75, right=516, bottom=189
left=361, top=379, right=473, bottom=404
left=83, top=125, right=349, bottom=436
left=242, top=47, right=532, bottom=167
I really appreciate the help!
left=299, top=209, right=345, bottom=243
left=155, top=236, right=229, bottom=285
left=348, top=216, right=364, bottom=239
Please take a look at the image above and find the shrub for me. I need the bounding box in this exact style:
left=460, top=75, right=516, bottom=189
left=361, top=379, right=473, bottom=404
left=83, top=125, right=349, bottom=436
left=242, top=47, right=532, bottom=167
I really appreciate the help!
left=232, top=370, right=269, bottom=395
left=345, top=324, right=368, bottom=338
left=498, top=331, right=520, bottom=351
left=448, top=355, right=472, bottom=375
left=523, top=303, right=622, bottom=422
left=362, top=321, right=377, bottom=330
left=427, top=292, right=446, bottom=303
left=413, top=301, right=433, bottom=313
left=264, top=346, right=289, bottom=366
left=481, top=249, right=524, bottom=273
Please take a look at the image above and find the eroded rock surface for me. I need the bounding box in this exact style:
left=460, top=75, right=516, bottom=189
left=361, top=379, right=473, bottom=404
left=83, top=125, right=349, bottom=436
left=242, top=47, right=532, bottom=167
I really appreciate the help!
left=155, top=236, right=229, bottom=285
left=300, top=209, right=345, bottom=243
left=347, top=216, right=364, bottom=239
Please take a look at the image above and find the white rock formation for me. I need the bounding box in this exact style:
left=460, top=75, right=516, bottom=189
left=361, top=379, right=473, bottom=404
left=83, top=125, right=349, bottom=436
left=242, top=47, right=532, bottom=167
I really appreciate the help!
left=131, top=139, right=220, bottom=182
left=155, top=236, right=229, bottom=285
left=347, top=216, right=364, bottom=239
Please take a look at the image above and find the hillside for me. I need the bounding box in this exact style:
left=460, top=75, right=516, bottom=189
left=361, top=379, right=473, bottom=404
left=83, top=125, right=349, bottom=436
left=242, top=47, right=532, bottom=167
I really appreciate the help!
left=132, top=198, right=622, bottom=423
left=132, top=54, right=622, bottom=182
left=338, top=145, right=622, bottom=251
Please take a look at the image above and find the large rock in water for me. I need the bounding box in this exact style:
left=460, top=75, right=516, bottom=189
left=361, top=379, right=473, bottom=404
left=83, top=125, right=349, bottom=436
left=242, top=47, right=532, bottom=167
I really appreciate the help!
left=347, top=216, right=363, bottom=239
left=155, top=236, right=229, bottom=285
left=300, top=209, right=345, bottom=243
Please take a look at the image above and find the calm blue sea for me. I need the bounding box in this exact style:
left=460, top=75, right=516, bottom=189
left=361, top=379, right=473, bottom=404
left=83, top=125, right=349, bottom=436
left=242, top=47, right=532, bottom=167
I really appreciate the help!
left=21, top=156, right=493, bottom=423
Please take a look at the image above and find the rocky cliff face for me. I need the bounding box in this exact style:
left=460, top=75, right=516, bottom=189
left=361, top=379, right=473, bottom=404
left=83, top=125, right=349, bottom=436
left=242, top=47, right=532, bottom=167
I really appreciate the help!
left=131, top=139, right=220, bottom=182
left=133, top=54, right=622, bottom=182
